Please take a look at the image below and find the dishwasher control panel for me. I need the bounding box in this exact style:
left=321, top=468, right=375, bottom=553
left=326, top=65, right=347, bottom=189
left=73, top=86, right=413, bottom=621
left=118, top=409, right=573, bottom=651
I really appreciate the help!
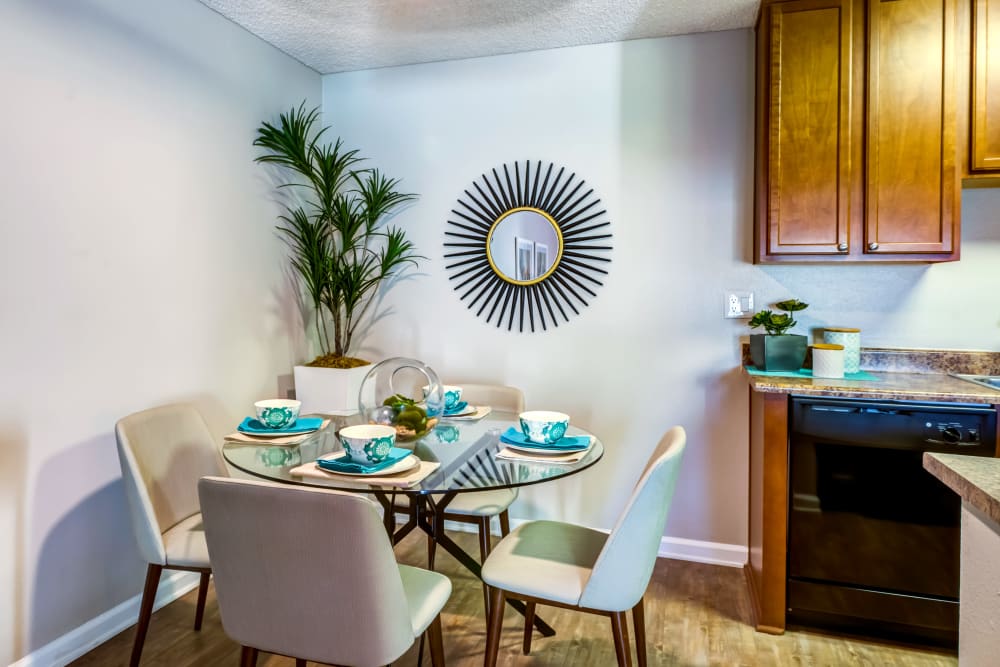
left=791, top=396, right=996, bottom=453
left=925, top=420, right=982, bottom=446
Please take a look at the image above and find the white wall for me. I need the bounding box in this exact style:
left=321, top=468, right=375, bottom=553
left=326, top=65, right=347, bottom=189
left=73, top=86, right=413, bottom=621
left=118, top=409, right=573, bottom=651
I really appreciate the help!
left=322, top=31, right=1000, bottom=554
left=0, top=0, right=319, bottom=661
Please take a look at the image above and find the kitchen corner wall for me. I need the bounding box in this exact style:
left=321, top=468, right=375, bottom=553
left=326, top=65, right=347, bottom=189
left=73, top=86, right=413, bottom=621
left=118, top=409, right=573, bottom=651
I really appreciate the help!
left=323, top=29, right=1000, bottom=554
left=322, top=30, right=759, bottom=549
left=0, top=0, right=319, bottom=662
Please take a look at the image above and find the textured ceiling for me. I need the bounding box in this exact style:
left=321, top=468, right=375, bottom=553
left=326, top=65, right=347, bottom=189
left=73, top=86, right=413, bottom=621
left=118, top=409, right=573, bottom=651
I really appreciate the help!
left=198, top=0, right=760, bottom=74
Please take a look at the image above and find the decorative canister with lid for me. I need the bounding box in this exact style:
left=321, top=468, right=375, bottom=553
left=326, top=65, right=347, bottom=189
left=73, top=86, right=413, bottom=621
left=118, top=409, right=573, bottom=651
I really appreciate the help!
left=811, top=343, right=845, bottom=379
left=823, top=327, right=861, bottom=374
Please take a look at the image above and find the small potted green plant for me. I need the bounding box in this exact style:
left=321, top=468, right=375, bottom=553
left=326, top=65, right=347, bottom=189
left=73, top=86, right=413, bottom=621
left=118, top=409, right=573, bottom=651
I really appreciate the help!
left=748, top=299, right=809, bottom=371
left=254, top=103, right=421, bottom=413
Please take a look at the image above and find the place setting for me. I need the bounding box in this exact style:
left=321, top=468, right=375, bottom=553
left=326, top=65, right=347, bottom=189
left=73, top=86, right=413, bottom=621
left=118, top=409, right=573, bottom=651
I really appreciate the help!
left=430, top=384, right=493, bottom=421
left=496, top=411, right=595, bottom=464
left=223, top=399, right=330, bottom=446
left=290, top=424, right=441, bottom=488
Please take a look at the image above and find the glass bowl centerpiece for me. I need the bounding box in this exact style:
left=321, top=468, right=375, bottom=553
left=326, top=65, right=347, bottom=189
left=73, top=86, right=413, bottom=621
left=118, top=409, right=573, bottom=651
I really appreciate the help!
left=358, top=357, right=444, bottom=441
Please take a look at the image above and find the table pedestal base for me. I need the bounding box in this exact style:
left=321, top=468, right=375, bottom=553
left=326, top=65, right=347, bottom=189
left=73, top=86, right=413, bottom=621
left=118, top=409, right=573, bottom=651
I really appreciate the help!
left=373, top=490, right=556, bottom=638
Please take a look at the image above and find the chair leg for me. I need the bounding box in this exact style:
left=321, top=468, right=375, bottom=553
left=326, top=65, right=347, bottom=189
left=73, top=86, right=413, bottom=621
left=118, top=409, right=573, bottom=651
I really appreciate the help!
left=129, top=563, right=162, bottom=667
left=429, top=507, right=444, bottom=570
left=427, top=613, right=446, bottom=667
left=478, top=516, right=493, bottom=561
left=484, top=587, right=506, bottom=667
left=499, top=509, right=511, bottom=537
left=295, top=659, right=306, bottom=667
left=239, top=645, right=258, bottom=667
left=632, top=597, right=647, bottom=667
left=193, top=571, right=211, bottom=630
left=521, top=601, right=536, bottom=655
left=478, top=516, right=493, bottom=619
left=611, top=611, right=633, bottom=667
left=384, top=499, right=397, bottom=536
left=427, top=531, right=437, bottom=570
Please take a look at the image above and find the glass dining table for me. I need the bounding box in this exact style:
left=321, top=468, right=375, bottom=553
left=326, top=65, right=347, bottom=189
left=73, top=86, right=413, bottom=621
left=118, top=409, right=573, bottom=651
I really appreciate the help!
left=222, top=409, right=604, bottom=637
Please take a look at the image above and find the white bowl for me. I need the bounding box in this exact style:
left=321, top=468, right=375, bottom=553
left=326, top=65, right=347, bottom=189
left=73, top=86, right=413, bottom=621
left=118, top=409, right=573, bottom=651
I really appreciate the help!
left=254, top=399, right=301, bottom=429
left=339, top=424, right=397, bottom=464
left=423, top=384, right=463, bottom=411
left=518, top=410, right=570, bottom=444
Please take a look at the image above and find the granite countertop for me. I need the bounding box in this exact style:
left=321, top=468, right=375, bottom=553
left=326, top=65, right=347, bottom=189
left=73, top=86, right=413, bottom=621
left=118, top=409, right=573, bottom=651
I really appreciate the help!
left=924, top=453, right=1000, bottom=525
left=743, top=368, right=1000, bottom=404
left=742, top=347, right=1000, bottom=404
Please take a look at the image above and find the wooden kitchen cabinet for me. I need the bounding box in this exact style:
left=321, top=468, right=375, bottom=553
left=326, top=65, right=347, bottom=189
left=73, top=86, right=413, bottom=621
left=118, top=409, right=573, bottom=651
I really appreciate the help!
left=746, top=389, right=790, bottom=634
left=971, top=0, right=1000, bottom=171
left=757, top=0, right=856, bottom=256
left=755, top=0, right=964, bottom=263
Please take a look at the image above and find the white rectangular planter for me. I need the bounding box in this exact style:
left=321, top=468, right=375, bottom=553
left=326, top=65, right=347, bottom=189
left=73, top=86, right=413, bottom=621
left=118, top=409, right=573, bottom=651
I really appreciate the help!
left=293, top=363, right=372, bottom=416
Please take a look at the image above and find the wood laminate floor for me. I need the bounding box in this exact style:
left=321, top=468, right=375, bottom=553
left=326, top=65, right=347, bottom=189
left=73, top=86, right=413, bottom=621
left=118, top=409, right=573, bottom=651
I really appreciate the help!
left=73, top=530, right=957, bottom=666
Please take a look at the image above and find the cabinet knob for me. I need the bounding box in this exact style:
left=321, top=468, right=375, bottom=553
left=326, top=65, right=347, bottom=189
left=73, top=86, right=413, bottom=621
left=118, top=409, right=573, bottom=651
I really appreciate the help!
left=837, top=242, right=848, bottom=251
left=868, top=242, right=879, bottom=251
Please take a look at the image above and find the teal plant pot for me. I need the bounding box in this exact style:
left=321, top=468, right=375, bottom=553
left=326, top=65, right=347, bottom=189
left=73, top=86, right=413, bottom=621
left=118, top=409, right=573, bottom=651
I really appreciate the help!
left=749, top=334, right=807, bottom=372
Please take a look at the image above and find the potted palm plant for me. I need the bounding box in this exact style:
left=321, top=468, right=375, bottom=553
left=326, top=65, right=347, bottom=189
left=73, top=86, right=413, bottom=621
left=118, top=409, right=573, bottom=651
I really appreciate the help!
left=254, top=104, right=421, bottom=413
left=748, top=299, right=809, bottom=371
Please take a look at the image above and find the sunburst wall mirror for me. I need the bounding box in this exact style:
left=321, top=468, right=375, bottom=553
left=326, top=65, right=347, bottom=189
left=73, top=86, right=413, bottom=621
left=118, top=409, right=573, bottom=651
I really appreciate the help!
left=444, top=160, right=612, bottom=332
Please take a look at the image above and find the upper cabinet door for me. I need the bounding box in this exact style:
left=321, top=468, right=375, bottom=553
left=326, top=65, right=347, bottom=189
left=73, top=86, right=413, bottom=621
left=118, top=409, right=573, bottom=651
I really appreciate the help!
left=760, top=0, right=854, bottom=257
left=865, top=0, right=958, bottom=254
left=972, top=0, right=1000, bottom=170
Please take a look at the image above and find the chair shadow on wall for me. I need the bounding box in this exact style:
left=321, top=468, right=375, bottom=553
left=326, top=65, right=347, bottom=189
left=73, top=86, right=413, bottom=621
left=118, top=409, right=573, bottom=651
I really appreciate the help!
left=0, top=424, right=27, bottom=662
left=30, top=434, right=148, bottom=654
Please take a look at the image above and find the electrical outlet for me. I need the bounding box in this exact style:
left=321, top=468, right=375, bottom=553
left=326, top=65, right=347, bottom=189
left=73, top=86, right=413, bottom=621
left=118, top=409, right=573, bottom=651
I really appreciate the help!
left=724, top=291, right=754, bottom=319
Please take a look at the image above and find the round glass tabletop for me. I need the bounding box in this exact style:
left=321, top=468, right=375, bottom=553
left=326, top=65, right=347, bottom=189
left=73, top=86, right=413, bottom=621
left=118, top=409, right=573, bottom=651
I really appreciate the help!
left=222, top=410, right=604, bottom=495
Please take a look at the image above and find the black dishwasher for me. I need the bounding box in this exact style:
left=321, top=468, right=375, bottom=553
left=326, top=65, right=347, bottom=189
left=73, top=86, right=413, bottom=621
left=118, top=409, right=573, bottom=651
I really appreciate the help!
left=787, top=396, right=996, bottom=645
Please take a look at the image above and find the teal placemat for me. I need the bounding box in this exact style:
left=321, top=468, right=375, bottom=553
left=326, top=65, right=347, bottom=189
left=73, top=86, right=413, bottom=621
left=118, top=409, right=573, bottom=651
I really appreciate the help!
left=744, top=366, right=880, bottom=382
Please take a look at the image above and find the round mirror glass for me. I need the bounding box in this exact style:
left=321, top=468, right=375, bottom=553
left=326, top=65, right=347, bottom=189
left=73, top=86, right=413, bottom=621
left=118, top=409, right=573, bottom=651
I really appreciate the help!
left=487, top=208, right=562, bottom=284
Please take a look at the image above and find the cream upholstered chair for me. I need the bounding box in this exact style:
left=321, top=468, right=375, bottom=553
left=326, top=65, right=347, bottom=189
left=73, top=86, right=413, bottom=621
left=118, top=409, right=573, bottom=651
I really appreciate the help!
left=481, top=426, right=687, bottom=667
left=115, top=403, right=224, bottom=666
left=198, top=476, right=452, bottom=667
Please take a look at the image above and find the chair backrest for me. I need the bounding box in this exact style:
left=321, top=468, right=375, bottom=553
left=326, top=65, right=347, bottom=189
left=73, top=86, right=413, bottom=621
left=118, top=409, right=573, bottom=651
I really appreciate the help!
left=454, top=383, right=525, bottom=413
left=115, top=403, right=223, bottom=564
left=198, top=477, right=417, bottom=666
left=578, top=426, right=687, bottom=612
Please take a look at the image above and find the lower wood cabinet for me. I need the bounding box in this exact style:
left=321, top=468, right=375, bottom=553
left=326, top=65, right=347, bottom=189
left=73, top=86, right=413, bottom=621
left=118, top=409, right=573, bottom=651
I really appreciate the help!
left=746, top=389, right=790, bottom=633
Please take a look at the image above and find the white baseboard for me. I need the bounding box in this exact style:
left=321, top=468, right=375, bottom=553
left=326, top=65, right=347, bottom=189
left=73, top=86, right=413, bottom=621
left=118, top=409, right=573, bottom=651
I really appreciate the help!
left=442, top=519, right=748, bottom=568
left=657, top=536, right=747, bottom=568
left=11, top=570, right=201, bottom=667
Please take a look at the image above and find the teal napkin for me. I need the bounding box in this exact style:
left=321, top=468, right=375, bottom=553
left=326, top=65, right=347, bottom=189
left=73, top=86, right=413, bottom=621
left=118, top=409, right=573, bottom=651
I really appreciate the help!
left=316, top=447, right=411, bottom=474
left=744, top=366, right=880, bottom=382
left=238, top=416, right=324, bottom=435
left=444, top=401, right=470, bottom=416
left=500, top=427, right=590, bottom=451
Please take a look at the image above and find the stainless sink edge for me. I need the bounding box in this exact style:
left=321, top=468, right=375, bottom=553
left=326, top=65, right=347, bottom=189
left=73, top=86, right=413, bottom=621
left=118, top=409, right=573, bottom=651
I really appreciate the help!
left=952, top=374, right=1000, bottom=391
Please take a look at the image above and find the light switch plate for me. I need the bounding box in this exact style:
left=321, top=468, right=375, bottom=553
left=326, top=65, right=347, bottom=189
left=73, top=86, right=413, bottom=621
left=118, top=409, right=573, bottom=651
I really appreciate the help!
left=724, top=291, right=754, bottom=319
